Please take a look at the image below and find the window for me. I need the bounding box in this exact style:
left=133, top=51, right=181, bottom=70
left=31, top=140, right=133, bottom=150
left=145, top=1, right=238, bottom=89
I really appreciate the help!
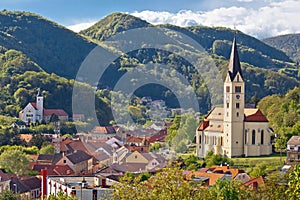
left=236, top=103, right=240, bottom=109
left=237, top=112, right=239, bottom=117
left=237, top=75, right=240, bottom=82
left=261, top=130, right=264, bottom=145
left=226, top=86, right=230, bottom=93
left=227, top=103, right=229, bottom=108
left=235, top=86, right=241, bottom=93
left=63, top=160, right=66, bottom=163
left=245, top=130, right=247, bottom=144
left=252, top=130, right=256, bottom=145
left=221, top=137, right=223, bottom=146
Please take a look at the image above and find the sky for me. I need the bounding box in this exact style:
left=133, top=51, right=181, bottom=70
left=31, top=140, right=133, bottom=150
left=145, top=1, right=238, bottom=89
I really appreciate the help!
left=0, top=0, right=299, bottom=38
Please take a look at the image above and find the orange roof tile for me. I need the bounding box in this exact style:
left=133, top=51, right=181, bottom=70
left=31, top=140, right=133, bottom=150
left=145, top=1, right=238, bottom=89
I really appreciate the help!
left=187, top=171, right=224, bottom=186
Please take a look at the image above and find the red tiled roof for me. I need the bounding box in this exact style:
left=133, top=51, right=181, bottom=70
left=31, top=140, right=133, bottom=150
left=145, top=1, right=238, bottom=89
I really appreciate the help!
left=32, top=164, right=74, bottom=176
left=197, top=120, right=209, bottom=131
left=186, top=171, right=224, bottom=186
left=209, top=165, right=244, bottom=179
left=92, top=126, right=116, bottom=134
left=126, top=136, right=144, bottom=143
left=30, top=102, right=37, bottom=110
left=44, top=109, right=68, bottom=117
left=244, top=109, right=268, bottom=122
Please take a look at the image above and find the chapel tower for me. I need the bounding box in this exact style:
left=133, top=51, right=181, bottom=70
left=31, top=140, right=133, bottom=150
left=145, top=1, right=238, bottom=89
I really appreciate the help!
left=223, top=35, right=245, bottom=157
left=36, top=88, right=44, bottom=122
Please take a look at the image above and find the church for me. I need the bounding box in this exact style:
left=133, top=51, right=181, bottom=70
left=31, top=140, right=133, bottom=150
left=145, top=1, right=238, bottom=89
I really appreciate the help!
left=19, top=89, right=68, bottom=125
left=196, top=36, right=272, bottom=158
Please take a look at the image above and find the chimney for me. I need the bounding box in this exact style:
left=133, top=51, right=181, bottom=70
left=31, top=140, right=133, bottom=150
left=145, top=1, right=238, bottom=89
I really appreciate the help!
left=41, top=169, right=47, bottom=200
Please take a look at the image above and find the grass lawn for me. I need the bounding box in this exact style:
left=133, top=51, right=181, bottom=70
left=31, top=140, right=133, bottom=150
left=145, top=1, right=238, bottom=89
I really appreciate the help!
left=231, top=154, right=286, bottom=174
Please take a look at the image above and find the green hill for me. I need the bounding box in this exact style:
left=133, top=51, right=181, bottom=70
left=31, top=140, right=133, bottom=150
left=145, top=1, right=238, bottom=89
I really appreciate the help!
left=0, top=10, right=96, bottom=79
left=0, top=46, right=112, bottom=126
left=263, top=33, right=300, bottom=63
left=79, top=12, right=151, bottom=42
left=0, top=11, right=299, bottom=125
left=80, top=12, right=299, bottom=103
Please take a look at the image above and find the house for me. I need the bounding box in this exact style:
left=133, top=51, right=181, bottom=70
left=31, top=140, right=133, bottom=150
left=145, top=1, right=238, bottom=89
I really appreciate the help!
left=31, top=164, right=74, bottom=176
left=286, top=136, right=300, bottom=164
left=90, top=126, right=117, bottom=139
left=36, top=154, right=62, bottom=165
left=208, top=165, right=250, bottom=183
left=10, top=176, right=41, bottom=200
left=56, top=150, right=93, bottom=175
left=72, top=114, right=85, bottom=122
left=196, top=36, right=272, bottom=158
left=186, top=171, right=231, bottom=187
left=19, top=89, right=68, bottom=124
left=241, top=176, right=265, bottom=191
left=110, top=151, right=166, bottom=173
left=0, top=169, right=11, bottom=193
left=11, top=120, right=27, bottom=130
left=60, top=138, right=89, bottom=154
left=46, top=175, right=116, bottom=200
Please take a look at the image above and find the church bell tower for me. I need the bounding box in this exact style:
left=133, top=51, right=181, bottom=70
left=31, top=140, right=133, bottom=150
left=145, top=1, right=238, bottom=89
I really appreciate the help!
left=36, top=88, right=44, bottom=122
left=223, top=35, right=245, bottom=157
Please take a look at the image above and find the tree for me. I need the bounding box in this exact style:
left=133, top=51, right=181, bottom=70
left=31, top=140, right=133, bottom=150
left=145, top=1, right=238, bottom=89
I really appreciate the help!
left=0, top=189, right=20, bottom=200
left=111, top=164, right=203, bottom=200
left=0, top=149, right=30, bottom=175
left=286, top=165, right=300, bottom=199
left=208, top=179, right=254, bottom=200
left=40, top=144, right=55, bottom=154
left=28, top=134, right=49, bottom=149
left=205, top=151, right=234, bottom=167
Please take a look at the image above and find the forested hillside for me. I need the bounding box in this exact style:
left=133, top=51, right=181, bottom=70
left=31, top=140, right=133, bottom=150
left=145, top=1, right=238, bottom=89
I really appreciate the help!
left=0, top=10, right=299, bottom=126
left=0, top=10, right=96, bottom=78
left=263, top=33, right=300, bottom=63
left=80, top=12, right=299, bottom=103
left=0, top=46, right=112, bottom=125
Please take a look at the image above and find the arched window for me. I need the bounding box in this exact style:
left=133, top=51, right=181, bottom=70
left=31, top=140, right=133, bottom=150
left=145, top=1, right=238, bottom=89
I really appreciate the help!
left=252, top=130, right=256, bottom=145
left=261, top=130, right=264, bottom=145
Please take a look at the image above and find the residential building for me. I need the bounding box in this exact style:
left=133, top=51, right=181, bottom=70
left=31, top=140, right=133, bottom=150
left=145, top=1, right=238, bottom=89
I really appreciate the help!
left=0, top=169, right=11, bottom=193
left=196, top=36, right=272, bottom=158
left=10, top=176, right=41, bottom=200
left=56, top=150, right=93, bottom=175
left=46, top=175, right=116, bottom=200
left=286, top=136, right=300, bottom=164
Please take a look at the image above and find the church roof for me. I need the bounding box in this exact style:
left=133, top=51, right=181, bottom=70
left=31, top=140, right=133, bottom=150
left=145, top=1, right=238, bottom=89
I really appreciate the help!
left=197, top=108, right=268, bottom=131
left=30, top=102, right=38, bottom=110
left=44, top=109, right=68, bottom=117
left=244, top=109, right=268, bottom=122
left=228, top=35, right=243, bottom=81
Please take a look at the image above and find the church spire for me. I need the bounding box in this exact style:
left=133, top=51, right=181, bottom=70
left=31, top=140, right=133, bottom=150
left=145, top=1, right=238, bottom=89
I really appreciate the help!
left=228, top=34, right=243, bottom=81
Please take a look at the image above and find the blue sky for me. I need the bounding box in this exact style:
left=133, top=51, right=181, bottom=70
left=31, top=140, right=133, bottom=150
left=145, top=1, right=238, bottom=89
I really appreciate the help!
left=0, top=0, right=299, bottom=38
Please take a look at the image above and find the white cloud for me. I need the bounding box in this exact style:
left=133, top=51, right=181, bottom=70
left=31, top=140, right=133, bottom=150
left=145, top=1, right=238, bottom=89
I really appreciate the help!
left=67, top=21, right=97, bottom=32
left=131, top=0, right=300, bottom=38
